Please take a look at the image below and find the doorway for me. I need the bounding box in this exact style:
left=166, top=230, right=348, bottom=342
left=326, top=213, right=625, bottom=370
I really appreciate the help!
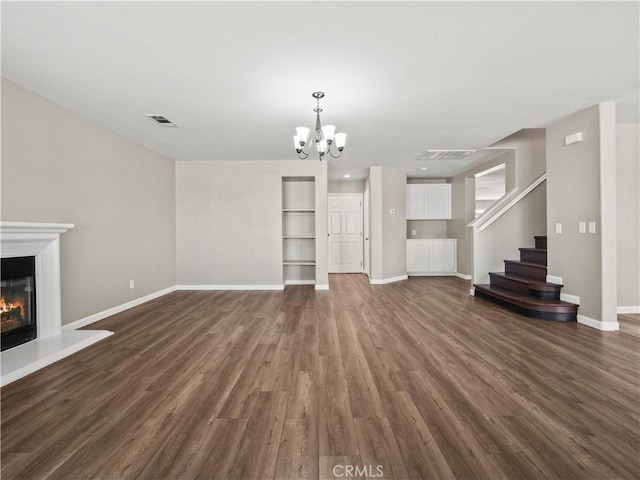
left=328, top=194, right=364, bottom=273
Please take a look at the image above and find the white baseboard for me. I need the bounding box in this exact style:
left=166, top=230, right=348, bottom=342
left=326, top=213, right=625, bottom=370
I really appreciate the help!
left=455, top=273, right=472, bottom=280
left=560, top=293, right=580, bottom=305
left=408, top=273, right=456, bottom=277
left=546, top=275, right=563, bottom=285
left=577, top=314, right=619, bottom=331
left=315, top=284, right=329, bottom=291
left=62, top=286, right=177, bottom=331
left=617, top=306, right=640, bottom=314
left=176, top=285, right=284, bottom=291
left=370, top=275, right=408, bottom=285
left=284, top=280, right=315, bottom=286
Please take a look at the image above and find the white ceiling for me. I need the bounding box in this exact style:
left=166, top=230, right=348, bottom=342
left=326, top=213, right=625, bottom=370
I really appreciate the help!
left=2, top=1, right=638, bottom=180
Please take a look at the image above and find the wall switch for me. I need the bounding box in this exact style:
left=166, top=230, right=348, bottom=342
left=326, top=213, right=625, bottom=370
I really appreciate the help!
left=129, top=280, right=135, bottom=289
left=555, top=223, right=562, bottom=234
left=579, top=222, right=586, bottom=233
left=589, top=221, right=596, bottom=234
left=411, top=229, right=417, bottom=236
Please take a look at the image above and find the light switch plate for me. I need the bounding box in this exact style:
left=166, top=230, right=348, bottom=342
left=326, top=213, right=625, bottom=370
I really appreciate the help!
left=589, top=221, right=596, bottom=234
left=555, top=223, right=562, bottom=234
left=579, top=222, right=586, bottom=233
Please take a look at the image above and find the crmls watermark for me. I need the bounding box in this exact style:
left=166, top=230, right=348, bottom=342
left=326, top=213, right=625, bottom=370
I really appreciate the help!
left=332, top=464, right=384, bottom=477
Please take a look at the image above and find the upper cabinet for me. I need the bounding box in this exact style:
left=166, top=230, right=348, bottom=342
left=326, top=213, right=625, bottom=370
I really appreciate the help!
left=406, top=183, right=451, bottom=220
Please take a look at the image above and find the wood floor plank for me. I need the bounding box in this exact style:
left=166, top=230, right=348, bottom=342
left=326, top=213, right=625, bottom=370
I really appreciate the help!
left=1, top=275, right=638, bottom=479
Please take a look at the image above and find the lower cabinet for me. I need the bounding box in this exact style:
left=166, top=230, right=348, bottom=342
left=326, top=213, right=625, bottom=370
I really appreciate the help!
left=407, top=239, right=457, bottom=275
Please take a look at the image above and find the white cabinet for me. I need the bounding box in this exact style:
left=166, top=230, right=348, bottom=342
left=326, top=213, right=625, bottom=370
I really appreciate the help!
left=406, top=184, right=426, bottom=219
left=406, top=239, right=457, bottom=275
left=406, top=184, right=451, bottom=220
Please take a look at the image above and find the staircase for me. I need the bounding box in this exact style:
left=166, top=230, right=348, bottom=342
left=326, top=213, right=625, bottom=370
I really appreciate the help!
left=473, top=236, right=578, bottom=321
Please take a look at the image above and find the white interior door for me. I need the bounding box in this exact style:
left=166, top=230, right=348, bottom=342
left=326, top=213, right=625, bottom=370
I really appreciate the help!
left=328, top=194, right=363, bottom=273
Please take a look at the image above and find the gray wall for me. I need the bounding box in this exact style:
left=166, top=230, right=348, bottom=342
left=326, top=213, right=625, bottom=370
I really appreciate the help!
left=175, top=160, right=328, bottom=288
left=546, top=103, right=617, bottom=324
left=328, top=179, right=366, bottom=194
left=616, top=124, right=640, bottom=308
left=369, top=167, right=407, bottom=281
left=1, top=79, right=176, bottom=325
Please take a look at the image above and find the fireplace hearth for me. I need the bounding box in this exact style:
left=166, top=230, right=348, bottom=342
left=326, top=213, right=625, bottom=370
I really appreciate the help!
left=1, top=256, right=37, bottom=351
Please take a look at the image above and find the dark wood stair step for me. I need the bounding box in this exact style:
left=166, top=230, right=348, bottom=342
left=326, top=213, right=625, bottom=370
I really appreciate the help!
left=534, top=235, right=547, bottom=250
left=489, top=272, right=561, bottom=299
left=504, top=260, right=547, bottom=281
left=518, top=247, right=547, bottom=266
left=474, top=284, right=577, bottom=321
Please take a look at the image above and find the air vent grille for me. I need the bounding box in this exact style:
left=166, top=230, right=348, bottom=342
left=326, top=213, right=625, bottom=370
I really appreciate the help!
left=146, top=114, right=179, bottom=127
left=417, top=150, right=476, bottom=161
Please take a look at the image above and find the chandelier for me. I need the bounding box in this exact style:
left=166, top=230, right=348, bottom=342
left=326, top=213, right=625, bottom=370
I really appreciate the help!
left=293, top=92, right=347, bottom=160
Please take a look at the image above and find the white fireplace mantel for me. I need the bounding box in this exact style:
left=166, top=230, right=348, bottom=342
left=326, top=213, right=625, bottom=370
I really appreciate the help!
left=1, top=221, right=112, bottom=386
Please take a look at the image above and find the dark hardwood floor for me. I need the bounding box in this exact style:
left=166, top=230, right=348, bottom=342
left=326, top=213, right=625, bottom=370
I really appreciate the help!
left=2, top=275, right=639, bottom=479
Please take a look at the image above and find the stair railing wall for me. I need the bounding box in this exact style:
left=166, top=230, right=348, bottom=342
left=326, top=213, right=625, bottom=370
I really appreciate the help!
left=468, top=175, right=547, bottom=288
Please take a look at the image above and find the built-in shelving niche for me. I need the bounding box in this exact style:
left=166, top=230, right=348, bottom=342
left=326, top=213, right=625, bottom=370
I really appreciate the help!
left=282, top=177, right=316, bottom=285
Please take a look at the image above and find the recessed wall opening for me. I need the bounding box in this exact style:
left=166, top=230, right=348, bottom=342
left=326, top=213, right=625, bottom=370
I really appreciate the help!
left=474, top=163, right=506, bottom=218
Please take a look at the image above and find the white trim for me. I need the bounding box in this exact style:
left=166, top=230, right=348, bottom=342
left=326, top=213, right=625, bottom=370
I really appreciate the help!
left=577, top=314, right=619, bottom=331
left=314, top=284, right=330, bottom=291
left=408, top=273, right=457, bottom=277
left=455, top=272, right=472, bottom=280
left=617, top=306, right=640, bottom=314
left=176, top=284, right=285, bottom=291
left=470, top=287, right=476, bottom=296
left=468, top=173, right=547, bottom=232
left=560, top=293, right=580, bottom=305
left=284, top=280, right=315, bottom=286
left=369, top=275, right=408, bottom=285
left=62, top=286, right=177, bottom=331
left=546, top=275, right=563, bottom=285
left=1, top=330, right=113, bottom=387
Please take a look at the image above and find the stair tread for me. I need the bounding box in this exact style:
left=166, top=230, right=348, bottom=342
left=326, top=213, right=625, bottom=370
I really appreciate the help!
left=504, top=259, right=547, bottom=269
left=533, top=235, right=547, bottom=239
left=489, top=272, right=561, bottom=288
left=518, top=247, right=547, bottom=253
left=474, top=284, right=578, bottom=310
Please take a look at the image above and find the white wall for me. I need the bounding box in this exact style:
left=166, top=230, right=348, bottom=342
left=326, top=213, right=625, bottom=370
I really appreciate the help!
left=546, top=103, right=617, bottom=326
left=175, top=160, right=328, bottom=288
left=616, top=124, right=640, bottom=309
left=328, top=179, right=365, bottom=194
left=1, top=79, right=176, bottom=325
left=369, top=167, right=407, bottom=282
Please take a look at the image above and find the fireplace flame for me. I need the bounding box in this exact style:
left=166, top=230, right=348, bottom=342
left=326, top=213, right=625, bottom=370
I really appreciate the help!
left=1, top=297, right=24, bottom=314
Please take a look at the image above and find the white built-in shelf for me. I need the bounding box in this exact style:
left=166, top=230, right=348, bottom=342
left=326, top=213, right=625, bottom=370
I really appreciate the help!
left=282, top=209, right=315, bottom=213
left=283, top=260, right=316, bottom=266
left=283, top=235, right=315, bottom=239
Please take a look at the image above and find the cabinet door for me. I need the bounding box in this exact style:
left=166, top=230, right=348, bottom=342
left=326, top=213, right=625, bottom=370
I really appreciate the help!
left=407, top=241, right=429, bottom=273
left=425, top=184, right=451, bottom=219
left=429, top=240, right=456, bottom=273
left=406, top=184, right=426, bottom=220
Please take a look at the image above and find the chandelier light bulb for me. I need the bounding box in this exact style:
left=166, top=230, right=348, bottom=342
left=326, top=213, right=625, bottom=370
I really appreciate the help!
left=293, top=136, right=303, bottom=153
left=322, top=125, right=336, bottom=144
left=296, top=127, right=310, bottom=146
left=334, top=133, right=347, bottom=151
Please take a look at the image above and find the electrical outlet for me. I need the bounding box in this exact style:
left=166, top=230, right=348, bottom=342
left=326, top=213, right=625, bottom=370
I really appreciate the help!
left=129, top=280, right=135, bottom=289
left=589, top=221, right=596, bottom=234
left=411, top=229, right=417, bottom=236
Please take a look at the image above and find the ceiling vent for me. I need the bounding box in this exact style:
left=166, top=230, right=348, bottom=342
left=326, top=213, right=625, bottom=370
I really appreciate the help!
left=417, top=150, right=476, bottom=161
left=146, top=114, right=179, bottom=127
